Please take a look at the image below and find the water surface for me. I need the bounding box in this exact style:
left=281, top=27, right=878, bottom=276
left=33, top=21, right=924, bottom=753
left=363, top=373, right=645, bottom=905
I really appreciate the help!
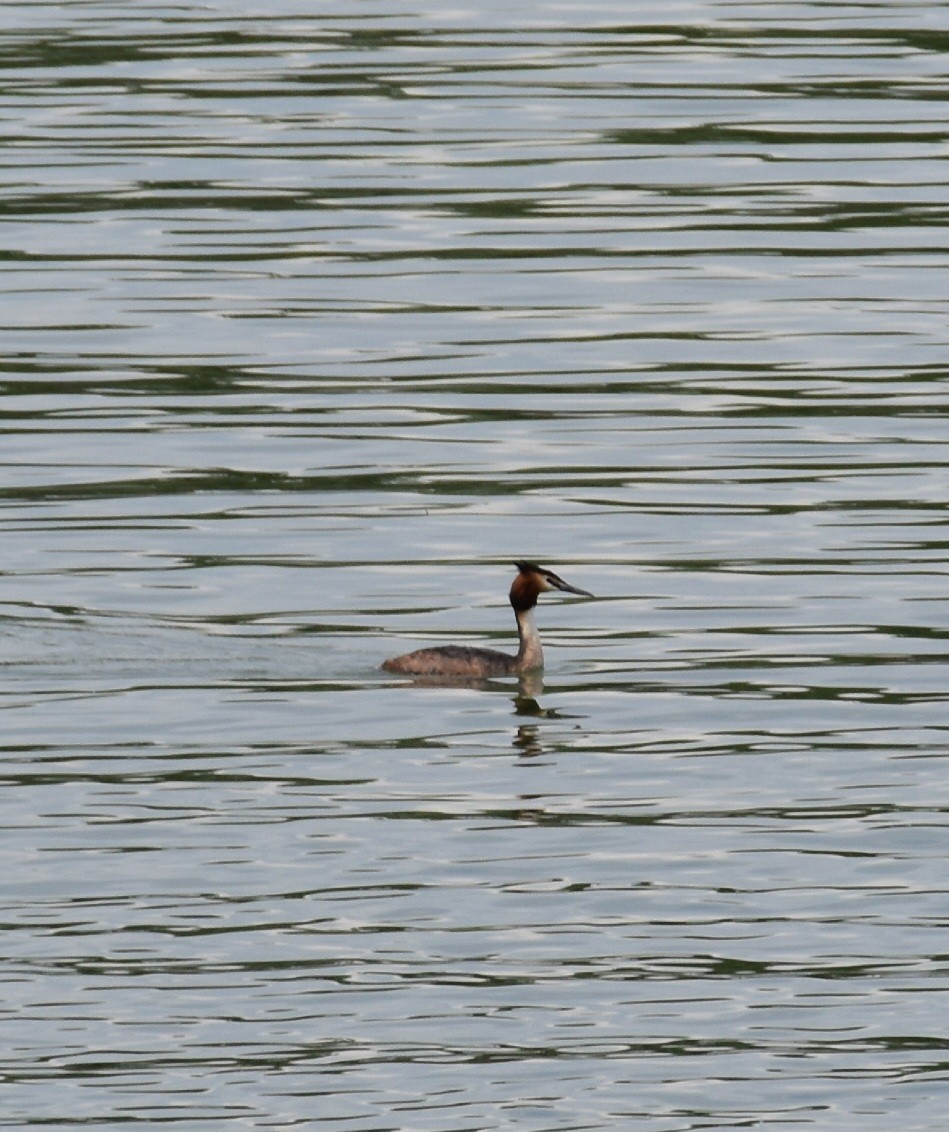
left=1, top=2, right=948, bottom=1129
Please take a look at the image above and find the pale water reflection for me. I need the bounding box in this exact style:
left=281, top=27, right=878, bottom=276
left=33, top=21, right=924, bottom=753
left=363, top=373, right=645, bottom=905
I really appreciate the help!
left=1, top=1, right=948, bottom=1130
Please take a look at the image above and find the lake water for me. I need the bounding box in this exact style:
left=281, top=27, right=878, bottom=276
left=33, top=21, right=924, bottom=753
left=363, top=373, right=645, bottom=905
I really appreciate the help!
left=1, top=2, right=947, bottom=1129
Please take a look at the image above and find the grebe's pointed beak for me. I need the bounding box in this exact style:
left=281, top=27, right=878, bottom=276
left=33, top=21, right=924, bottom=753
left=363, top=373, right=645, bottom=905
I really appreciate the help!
left=545, top=571, right=593, bottom=598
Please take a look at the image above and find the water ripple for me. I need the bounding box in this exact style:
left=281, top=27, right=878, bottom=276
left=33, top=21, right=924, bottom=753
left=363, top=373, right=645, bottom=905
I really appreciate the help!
left=2, top=3, right=948, bottom=1130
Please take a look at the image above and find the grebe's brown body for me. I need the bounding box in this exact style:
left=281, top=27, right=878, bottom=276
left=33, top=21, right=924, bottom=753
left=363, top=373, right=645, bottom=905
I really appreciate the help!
left=382, top=562, right=592, bottom=678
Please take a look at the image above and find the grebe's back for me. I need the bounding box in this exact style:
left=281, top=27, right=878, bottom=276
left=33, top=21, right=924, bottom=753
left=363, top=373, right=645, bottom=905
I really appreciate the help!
left=382, top=562, right=592, bottom=678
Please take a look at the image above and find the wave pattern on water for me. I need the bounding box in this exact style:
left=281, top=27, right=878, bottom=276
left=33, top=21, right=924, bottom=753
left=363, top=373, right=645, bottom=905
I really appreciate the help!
left=1, top=2, right=948, bottom=1130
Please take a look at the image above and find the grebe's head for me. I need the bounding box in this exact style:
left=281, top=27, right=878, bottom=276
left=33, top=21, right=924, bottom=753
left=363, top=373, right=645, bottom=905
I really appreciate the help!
left=509, top=561, right=593, bottom=611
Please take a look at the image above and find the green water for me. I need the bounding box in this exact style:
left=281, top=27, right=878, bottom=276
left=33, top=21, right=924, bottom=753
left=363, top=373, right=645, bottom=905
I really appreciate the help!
left=1, top=3, right=947, bottom=1129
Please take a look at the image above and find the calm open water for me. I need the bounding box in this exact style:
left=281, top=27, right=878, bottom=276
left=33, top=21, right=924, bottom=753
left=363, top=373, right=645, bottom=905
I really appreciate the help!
left=1, top=2, right=948, bottom=1129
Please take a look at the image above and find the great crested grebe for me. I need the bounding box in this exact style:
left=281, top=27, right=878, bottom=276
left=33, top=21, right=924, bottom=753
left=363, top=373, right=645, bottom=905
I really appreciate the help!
left=382, top=561, right=593, bottom=678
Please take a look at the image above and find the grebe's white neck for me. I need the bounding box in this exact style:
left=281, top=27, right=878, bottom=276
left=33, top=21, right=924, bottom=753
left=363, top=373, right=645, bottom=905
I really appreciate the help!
left=515, top=606, right=543, bottom=671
